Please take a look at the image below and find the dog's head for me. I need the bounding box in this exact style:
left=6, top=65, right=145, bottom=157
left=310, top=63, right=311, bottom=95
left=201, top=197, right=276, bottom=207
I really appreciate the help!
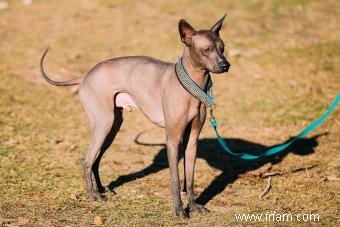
left=179, top=15, right=230, bottom=74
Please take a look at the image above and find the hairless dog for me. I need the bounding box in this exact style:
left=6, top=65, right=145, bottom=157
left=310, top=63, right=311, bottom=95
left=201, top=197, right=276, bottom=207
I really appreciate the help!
left=40, top=15, right=230, bottom=218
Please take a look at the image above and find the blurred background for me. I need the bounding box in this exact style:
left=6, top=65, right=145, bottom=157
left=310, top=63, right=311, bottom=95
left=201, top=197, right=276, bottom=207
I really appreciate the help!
left=0, top=0, right=339, bottom=226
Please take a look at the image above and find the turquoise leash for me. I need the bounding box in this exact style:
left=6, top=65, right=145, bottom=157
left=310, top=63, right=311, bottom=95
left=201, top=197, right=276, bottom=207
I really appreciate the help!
left=175, top=57, right=340, bottom=160
left=210, top=94, right=340, bottom=160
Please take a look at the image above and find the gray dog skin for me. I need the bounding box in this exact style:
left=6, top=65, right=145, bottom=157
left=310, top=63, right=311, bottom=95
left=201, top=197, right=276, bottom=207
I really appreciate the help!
left=40, top=15, right=230, bottom=218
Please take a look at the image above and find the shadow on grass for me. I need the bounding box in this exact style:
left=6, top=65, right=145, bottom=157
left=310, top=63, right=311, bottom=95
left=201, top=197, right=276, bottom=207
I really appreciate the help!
left=108, top=133, right=323, bottom=205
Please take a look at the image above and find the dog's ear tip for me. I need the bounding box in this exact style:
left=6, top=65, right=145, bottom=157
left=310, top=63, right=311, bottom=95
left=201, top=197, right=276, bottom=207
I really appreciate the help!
left=210, top=13, right=228, bottom=34
left=179, top=19, right=187, bottom=25
left=220, top=13, right=227, bottom=21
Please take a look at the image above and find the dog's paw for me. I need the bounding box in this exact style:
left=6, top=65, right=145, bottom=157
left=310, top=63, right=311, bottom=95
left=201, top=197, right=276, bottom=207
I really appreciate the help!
left=97, top=186, right=116, bottom=195
left=95, top=194, right=107, bottom=202
left=173, top=206, right=188, bottom=219
left=189, top=203, right=209, bottom=213
left=103, top=186, right=116, bottom=195
left=88, top=191, right=107, bottom=202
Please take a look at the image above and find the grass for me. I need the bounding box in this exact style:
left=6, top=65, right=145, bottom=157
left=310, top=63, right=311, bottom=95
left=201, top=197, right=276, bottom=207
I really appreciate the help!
left=0, top=0, right=339, bottom=226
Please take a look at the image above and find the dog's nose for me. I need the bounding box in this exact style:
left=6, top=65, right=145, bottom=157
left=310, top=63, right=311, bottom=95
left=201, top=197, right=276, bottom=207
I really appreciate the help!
left=219, top=61, right=230, bottom=71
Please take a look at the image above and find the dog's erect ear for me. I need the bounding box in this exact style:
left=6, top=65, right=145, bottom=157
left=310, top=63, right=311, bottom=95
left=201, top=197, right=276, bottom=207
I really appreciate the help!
left=210, top=14, right=227, bottom=36
left=179, top=19, right=196, bottom=45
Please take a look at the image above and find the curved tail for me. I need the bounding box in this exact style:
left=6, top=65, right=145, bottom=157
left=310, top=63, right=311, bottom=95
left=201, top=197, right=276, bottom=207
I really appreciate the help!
left=40, top=47, right=83, bottom=86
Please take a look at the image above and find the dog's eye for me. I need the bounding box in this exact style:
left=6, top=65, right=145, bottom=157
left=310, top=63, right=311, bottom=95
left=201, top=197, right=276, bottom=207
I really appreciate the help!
left=204, top=47, right=212, bottom=52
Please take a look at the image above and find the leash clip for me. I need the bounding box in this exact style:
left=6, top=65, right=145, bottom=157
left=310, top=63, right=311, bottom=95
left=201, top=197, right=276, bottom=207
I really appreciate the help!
left=209, top=105, right=216, bottom=121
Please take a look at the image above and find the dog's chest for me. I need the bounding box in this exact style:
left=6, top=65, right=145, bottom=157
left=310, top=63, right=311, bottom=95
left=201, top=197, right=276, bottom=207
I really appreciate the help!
left=187, top=98, right=203, bottom=119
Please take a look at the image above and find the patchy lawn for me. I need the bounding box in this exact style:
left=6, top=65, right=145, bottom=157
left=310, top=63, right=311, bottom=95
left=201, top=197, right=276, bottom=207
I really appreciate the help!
left=0, top=0, right=339, bottom=226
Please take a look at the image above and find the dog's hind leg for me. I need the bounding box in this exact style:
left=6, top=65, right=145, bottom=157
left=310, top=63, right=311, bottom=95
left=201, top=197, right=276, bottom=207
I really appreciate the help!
left=92, top=106, right=123, bottom=194
left=79, top=86, right=122, bottom=201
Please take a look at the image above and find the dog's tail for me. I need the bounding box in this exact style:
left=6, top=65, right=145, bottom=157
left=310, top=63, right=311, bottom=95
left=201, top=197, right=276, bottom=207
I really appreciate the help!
left=40, top=47, right=83, bottom=86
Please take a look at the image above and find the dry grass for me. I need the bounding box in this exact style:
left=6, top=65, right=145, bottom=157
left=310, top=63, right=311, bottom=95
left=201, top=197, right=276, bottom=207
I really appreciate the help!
left=0, top=0, right=339, bottom=226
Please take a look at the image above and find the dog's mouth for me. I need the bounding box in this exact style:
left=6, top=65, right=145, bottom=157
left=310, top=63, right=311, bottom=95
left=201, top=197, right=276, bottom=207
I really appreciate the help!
left=210, top=66, right=229, bottom=74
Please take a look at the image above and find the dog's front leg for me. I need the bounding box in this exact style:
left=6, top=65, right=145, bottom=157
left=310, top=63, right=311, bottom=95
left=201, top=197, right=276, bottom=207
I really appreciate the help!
left=184, top=114, right=209, bottom=213
left=166, top=127, right=187, bottom=218
left=185, top=139, right=209, bottom=213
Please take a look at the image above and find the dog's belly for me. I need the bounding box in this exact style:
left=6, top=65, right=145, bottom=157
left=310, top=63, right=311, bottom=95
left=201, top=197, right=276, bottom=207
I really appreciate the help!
left=115, top=92, right=165, bottom=127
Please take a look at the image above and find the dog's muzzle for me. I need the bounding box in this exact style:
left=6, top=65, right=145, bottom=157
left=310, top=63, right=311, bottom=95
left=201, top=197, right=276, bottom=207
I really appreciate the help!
left=219, top=61, right=230, bottom=72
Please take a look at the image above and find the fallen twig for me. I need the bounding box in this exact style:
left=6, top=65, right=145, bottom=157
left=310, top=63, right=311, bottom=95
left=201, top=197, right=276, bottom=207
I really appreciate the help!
left=305, top=167, right=311, bottom=179
left=259, top=177, right=272, bottom=200
left=290, top=165, right=316, bottom=173
left=317, top=177, right=327, bottom=183
left=248, top=163, right=272, bottom=177
left=258, top=163, right=273, bottom=176
left=317, top=175, right=340, bottom=183
left=261, top=172, right=281, bottom=178
left=260, top=165, right=317, bottom=178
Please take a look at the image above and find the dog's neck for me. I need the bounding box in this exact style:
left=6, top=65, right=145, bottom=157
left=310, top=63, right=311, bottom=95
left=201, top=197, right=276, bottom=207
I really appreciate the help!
left=182, top=48, right=209, bottom=90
